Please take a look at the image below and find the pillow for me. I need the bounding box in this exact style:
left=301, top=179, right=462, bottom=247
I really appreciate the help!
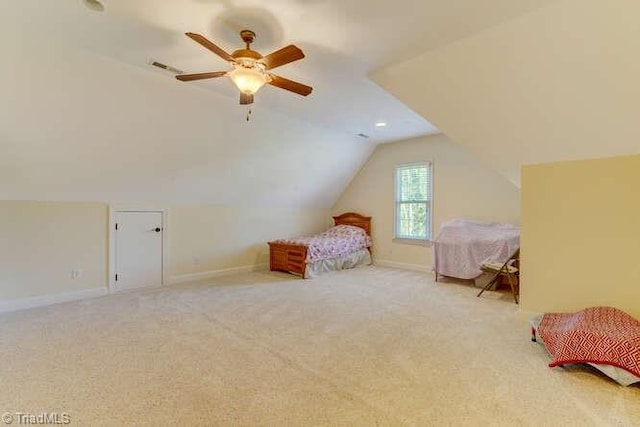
left=322, top=224, right=366, bottom=238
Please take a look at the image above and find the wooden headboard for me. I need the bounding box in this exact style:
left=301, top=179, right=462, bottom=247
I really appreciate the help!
left=332, top=212, right=372, bottom=236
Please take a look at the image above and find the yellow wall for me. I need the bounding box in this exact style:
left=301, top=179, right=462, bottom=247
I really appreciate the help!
left=0, top=201, right=329, bottom=302
left=0, top=201, right=108, bottom=300
left=168, top=206, right=329, bottom=276
left=521, top=155, right=640, bottom=318
left=332, top=134, right=520, bottom=269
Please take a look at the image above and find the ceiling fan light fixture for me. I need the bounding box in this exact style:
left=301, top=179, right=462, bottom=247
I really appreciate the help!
left=176, top=31, right=311, bottom=105
left=229, top=64, right=267, bottom=95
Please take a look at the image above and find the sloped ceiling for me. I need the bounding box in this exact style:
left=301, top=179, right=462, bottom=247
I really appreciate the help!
left=1, top=38, right=370, bottom=207
left=1, top=0, right=558, bottom=206
left=373, top=0, right=640, bottom=186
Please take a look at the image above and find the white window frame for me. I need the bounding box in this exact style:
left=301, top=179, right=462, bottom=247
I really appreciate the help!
left=393, top=162, right=433, bottom=246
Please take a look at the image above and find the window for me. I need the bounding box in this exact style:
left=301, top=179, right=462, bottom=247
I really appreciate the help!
left=395, top=162, right=433, bottom=241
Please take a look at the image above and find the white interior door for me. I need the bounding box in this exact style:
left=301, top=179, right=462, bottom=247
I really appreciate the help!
left=115, top=211, right=163, bottom=291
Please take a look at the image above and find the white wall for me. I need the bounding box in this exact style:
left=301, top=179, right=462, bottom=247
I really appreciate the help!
left=2, top=132, right=520, bottom=305
left=168, top=205, right=330, bottom=276
left=332, top=134, right=520, bottom=270
left=0, top=201, right=329, bottom=306
left=0, top=202, right=108, bottom=300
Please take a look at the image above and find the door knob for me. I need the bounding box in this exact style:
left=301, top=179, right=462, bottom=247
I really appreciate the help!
left=154, top=227, right=162, bottom=233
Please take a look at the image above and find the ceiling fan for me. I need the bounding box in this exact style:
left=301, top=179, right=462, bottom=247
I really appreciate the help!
left=176, top=30, right=312, bottom=105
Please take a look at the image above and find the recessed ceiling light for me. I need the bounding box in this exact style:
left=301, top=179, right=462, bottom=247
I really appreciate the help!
left=83, top=0, right=105, bottom=12
left=375, top=122, right=387, bottom=127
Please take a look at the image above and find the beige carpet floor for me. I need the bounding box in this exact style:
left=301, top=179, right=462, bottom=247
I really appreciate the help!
left=1, top=266, right=639, bottom=426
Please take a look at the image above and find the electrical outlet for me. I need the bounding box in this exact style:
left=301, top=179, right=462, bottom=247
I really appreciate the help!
left=71, top=269, right=83, bottom=279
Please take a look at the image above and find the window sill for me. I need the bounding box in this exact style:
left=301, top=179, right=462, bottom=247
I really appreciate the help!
left=392, top=238, right=433, bottom=247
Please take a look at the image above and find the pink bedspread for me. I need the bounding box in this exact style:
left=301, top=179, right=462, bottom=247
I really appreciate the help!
left=272, top=225, right=371, bottom=263
left=537, top=307, right=640, bottom=377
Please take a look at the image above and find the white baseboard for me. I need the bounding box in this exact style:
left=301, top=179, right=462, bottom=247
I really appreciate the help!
left=1, top=264, right=271, bottom=313
left=373, top=259, right=433, bottom=273
left=168, top=263, right=269, bottom=285
left=0, top=287, right=108, bottom=313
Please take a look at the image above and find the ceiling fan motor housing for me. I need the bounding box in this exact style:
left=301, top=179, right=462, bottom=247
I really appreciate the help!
left=232, top=49, right=263, bottom=61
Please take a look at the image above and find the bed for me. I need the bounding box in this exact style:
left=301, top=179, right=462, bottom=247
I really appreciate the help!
left=433, top=219, right=520, bottom=281
left=268, top=212, right=372, bottom=278
left=530, top=307, right=640, bottom=386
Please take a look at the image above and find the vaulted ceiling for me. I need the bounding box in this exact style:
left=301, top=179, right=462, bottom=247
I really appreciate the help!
left=1, top=0, right=563, bottom=206
left=374, top=0, right=640, bottom=186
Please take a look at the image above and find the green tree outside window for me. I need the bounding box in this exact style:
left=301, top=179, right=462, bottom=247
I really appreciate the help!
left=395, top=163, right=432, bottom=240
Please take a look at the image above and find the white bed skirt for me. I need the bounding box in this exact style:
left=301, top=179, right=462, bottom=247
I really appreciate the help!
left=305, top=249, right=372, bottom=278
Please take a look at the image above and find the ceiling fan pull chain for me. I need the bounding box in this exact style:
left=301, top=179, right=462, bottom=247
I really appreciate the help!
left=246, top=106, right=252, bottom=122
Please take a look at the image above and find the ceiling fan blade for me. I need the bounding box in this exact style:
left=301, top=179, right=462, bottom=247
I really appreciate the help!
left=185, top=32, right=235, bottom=63
left=268, top=74, right=313, bottom=96
left=261, top=45, right=305, bottom=70
left=240, top=93, right=254, bottom=105
left=175, top=71, right=227, bottom=82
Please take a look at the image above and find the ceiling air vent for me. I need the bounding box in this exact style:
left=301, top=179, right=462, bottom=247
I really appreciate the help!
left=149, top=60, right=184, bottom=75
left=357, top=133, right=370, bottom=139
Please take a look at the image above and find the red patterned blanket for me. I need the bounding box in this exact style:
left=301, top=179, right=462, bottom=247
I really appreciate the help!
left=537, top=306, right=640, bottom=377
